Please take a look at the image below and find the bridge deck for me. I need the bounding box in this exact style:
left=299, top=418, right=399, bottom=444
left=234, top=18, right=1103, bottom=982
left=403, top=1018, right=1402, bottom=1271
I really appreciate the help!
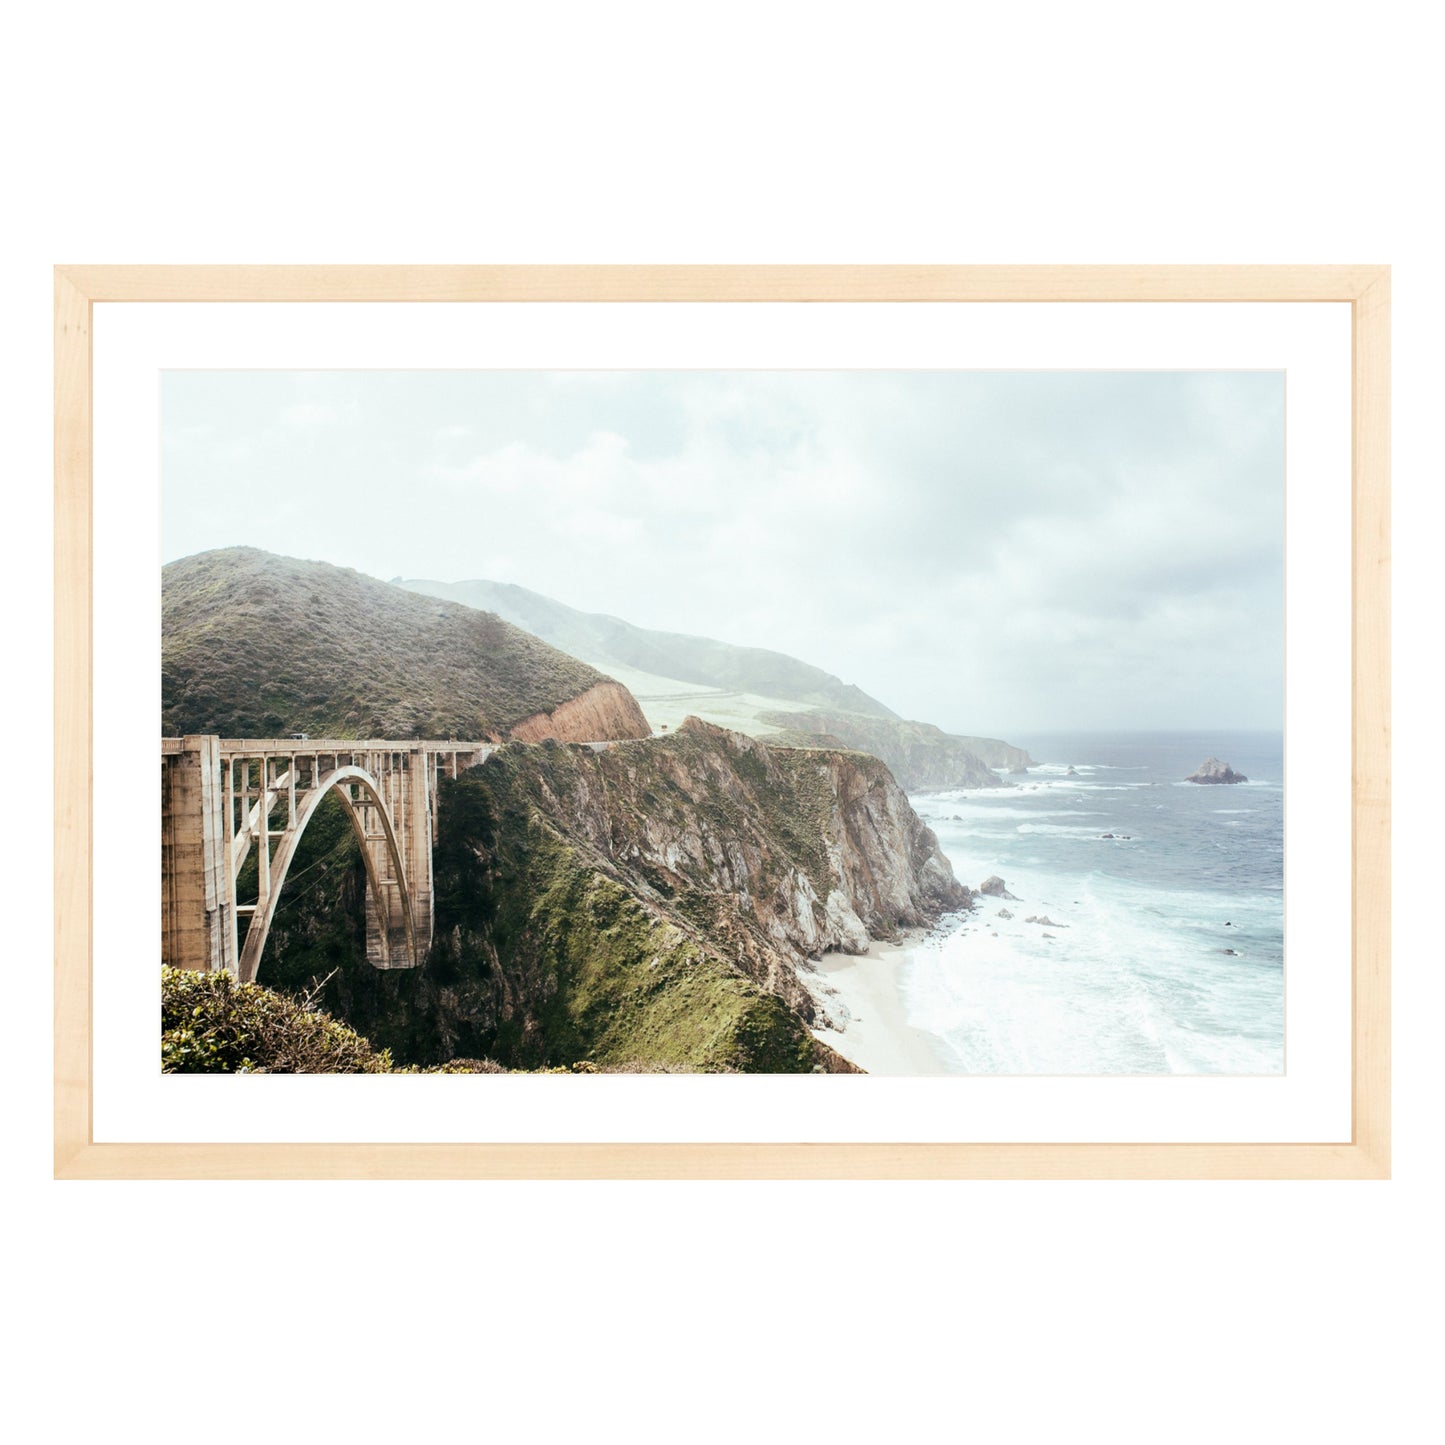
left=162, top=737, right=497, bottom=755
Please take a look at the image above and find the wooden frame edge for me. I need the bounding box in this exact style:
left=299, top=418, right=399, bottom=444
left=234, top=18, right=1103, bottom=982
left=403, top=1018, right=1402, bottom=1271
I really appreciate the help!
left=56, top=263, right=1385, bottom=304
left=54, top=1141, right=1387, bottom=1181
left=55, top=269, right=93, bottom=1178
left=53, top=265, right=1391, bottom=1180
left=1351, top=267, right=1391, bottom=1176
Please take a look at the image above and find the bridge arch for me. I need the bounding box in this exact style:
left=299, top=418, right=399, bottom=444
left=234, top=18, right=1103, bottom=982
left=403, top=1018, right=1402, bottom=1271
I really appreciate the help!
left=163, top=736, right=496, bottom=979
left=237, top=765, right=418, bottom=984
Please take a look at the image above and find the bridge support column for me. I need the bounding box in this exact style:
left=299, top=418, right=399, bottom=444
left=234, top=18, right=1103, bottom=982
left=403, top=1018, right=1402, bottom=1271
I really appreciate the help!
left=358, top=752, right=436, bottom=968
left=161, top=735, right=236, bottom=975
left=362, top=816, right=400, bottom=968
left=407, top=747, right=434, bottom=959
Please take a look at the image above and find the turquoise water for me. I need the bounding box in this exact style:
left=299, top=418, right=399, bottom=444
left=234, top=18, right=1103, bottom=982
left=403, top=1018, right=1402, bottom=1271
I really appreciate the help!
left=904, top=731, right=1284, bottom=1074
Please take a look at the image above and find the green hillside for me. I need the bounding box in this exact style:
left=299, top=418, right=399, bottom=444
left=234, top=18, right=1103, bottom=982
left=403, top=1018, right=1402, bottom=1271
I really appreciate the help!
left=400, top=576, right=899, bottom=719
left=162, top=547, right=636, bottom=739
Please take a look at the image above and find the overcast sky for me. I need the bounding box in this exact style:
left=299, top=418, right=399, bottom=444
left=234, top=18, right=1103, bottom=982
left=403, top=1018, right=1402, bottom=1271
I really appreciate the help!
left=162, top=369, right=1283, bottom=734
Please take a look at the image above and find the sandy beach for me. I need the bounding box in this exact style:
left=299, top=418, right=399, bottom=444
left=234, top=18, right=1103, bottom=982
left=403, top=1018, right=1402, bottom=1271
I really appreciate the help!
left=805, top=929, right=954, bottom=1075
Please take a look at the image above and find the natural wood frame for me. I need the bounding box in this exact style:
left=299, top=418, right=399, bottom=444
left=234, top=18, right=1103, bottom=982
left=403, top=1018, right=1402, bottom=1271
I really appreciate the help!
left=53, top=265, right=1391, bottom=1179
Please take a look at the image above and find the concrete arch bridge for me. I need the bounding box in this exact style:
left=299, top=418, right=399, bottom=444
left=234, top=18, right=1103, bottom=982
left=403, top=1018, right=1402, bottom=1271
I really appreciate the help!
left=161, top=736, right=494, bottom=983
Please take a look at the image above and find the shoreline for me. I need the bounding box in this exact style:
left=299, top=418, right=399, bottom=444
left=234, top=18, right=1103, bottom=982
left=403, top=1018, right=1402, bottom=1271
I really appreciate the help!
left=805, top=926, right=957, bottom=1076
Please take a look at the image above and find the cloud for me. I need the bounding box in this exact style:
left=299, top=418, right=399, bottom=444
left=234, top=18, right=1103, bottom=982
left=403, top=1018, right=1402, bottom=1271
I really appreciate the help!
left=162, top=369, right=1284, bottom=732
left=280, top=400, right=360, bottom=429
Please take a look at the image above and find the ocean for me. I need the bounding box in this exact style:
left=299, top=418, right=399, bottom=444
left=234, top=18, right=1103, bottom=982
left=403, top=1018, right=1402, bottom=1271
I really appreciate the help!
left=904, top=731, right=1284, bottom=1074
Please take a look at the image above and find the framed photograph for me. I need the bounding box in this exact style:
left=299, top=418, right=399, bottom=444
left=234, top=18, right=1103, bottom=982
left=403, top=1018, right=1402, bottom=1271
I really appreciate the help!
left=54, top=265, right=1390, bottom=1178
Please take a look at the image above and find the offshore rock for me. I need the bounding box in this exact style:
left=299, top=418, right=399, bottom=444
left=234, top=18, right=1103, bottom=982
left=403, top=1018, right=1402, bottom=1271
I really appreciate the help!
left=979, top=874, right=1018, bottom=900
left=1186, top=756, right=1248, bottom=785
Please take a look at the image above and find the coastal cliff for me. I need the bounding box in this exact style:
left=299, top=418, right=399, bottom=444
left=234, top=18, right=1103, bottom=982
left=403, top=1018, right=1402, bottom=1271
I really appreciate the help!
left=257, top=719, right=968, bottom=1071
left=760, top=709, right=1023, bottom=790
left=490, top=718, right=968, bottom=1006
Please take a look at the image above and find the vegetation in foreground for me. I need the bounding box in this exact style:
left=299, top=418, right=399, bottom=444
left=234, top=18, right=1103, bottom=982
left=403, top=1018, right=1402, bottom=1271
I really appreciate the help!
left=162, top=965, right=397, bottom=1073
left=160, top=966, right=711, bottom=1074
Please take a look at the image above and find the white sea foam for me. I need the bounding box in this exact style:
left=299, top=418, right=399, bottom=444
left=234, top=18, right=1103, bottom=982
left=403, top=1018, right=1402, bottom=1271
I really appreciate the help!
left=1175, top=778, right=1277, bottom=789
left=899, top=876, right=1283, bottom=1075
left=1016, top=822, right=1123, bottom=838
left=916, top=806, right=1106, bottom=823
left=1017, top=780, right=1141, bottom=794
left=902, top=736, right=1284, bottom=1075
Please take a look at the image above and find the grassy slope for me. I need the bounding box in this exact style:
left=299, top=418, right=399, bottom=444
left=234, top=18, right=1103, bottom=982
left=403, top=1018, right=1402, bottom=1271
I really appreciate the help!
left=400, top=576, right=899, bottom=719
left=486, top=819, right=820, bottom=1072
left=162, top=547, right=624, bottom=739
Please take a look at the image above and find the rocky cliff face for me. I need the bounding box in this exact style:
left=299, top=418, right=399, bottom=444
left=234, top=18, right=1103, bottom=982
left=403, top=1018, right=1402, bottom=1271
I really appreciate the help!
left=282, top=718, right=967, bottom=1072
left=507, top=680, right=651, bottom=744
left=472, top=717, right=970, bottom=1028
left=950, top=734, right=1035, bottom=772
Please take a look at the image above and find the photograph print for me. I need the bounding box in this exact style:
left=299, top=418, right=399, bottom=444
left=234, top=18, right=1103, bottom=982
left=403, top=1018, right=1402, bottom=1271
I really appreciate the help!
left=160, top=368, right=1284, bottom=1077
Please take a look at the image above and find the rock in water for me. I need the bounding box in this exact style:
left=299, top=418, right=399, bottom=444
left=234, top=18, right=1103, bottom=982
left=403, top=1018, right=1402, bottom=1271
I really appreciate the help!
left=979, top=874, right=1019, bottom=900
left=1186, top=756, right=1248, bottom=785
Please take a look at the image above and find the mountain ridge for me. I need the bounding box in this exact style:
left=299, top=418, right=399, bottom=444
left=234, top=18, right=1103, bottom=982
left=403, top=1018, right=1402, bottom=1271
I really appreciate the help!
left=397, top=574, right=1035, bottom=787
left=399, top=576, right=900, bottom=720
left=162, top=548, right=651, bottom=743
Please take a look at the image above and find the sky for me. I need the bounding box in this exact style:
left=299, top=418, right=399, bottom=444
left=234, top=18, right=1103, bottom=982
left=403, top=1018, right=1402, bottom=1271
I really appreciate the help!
left=161, top=369, right=1284, bottom=735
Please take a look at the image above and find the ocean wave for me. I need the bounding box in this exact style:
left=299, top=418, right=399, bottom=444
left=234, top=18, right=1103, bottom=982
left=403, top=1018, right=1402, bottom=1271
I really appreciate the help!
left=1174, top=778, right=1277, bottom=789
left=1016, top=822, right=1130, bottom=838
left=919, top=806, right=1106, bottom=822
left=1018, top=780, right=1142, bottom=793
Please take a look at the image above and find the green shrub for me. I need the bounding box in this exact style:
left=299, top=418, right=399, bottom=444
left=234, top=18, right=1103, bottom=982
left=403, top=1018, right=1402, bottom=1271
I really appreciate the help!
left=161, top=965, right=392, bottom=1074
left=160, top=967, right=523, bottom=1073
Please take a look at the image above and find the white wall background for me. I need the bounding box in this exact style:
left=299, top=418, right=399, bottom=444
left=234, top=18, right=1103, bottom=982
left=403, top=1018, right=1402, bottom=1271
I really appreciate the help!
left=4, top=4, right=1438, bottom=1442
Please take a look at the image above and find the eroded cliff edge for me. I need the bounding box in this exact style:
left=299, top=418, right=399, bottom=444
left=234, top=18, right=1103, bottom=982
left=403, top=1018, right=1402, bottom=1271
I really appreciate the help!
left=269, top=718, right=969, bottom=1072
left=507, top=679, right=651, bottom=745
